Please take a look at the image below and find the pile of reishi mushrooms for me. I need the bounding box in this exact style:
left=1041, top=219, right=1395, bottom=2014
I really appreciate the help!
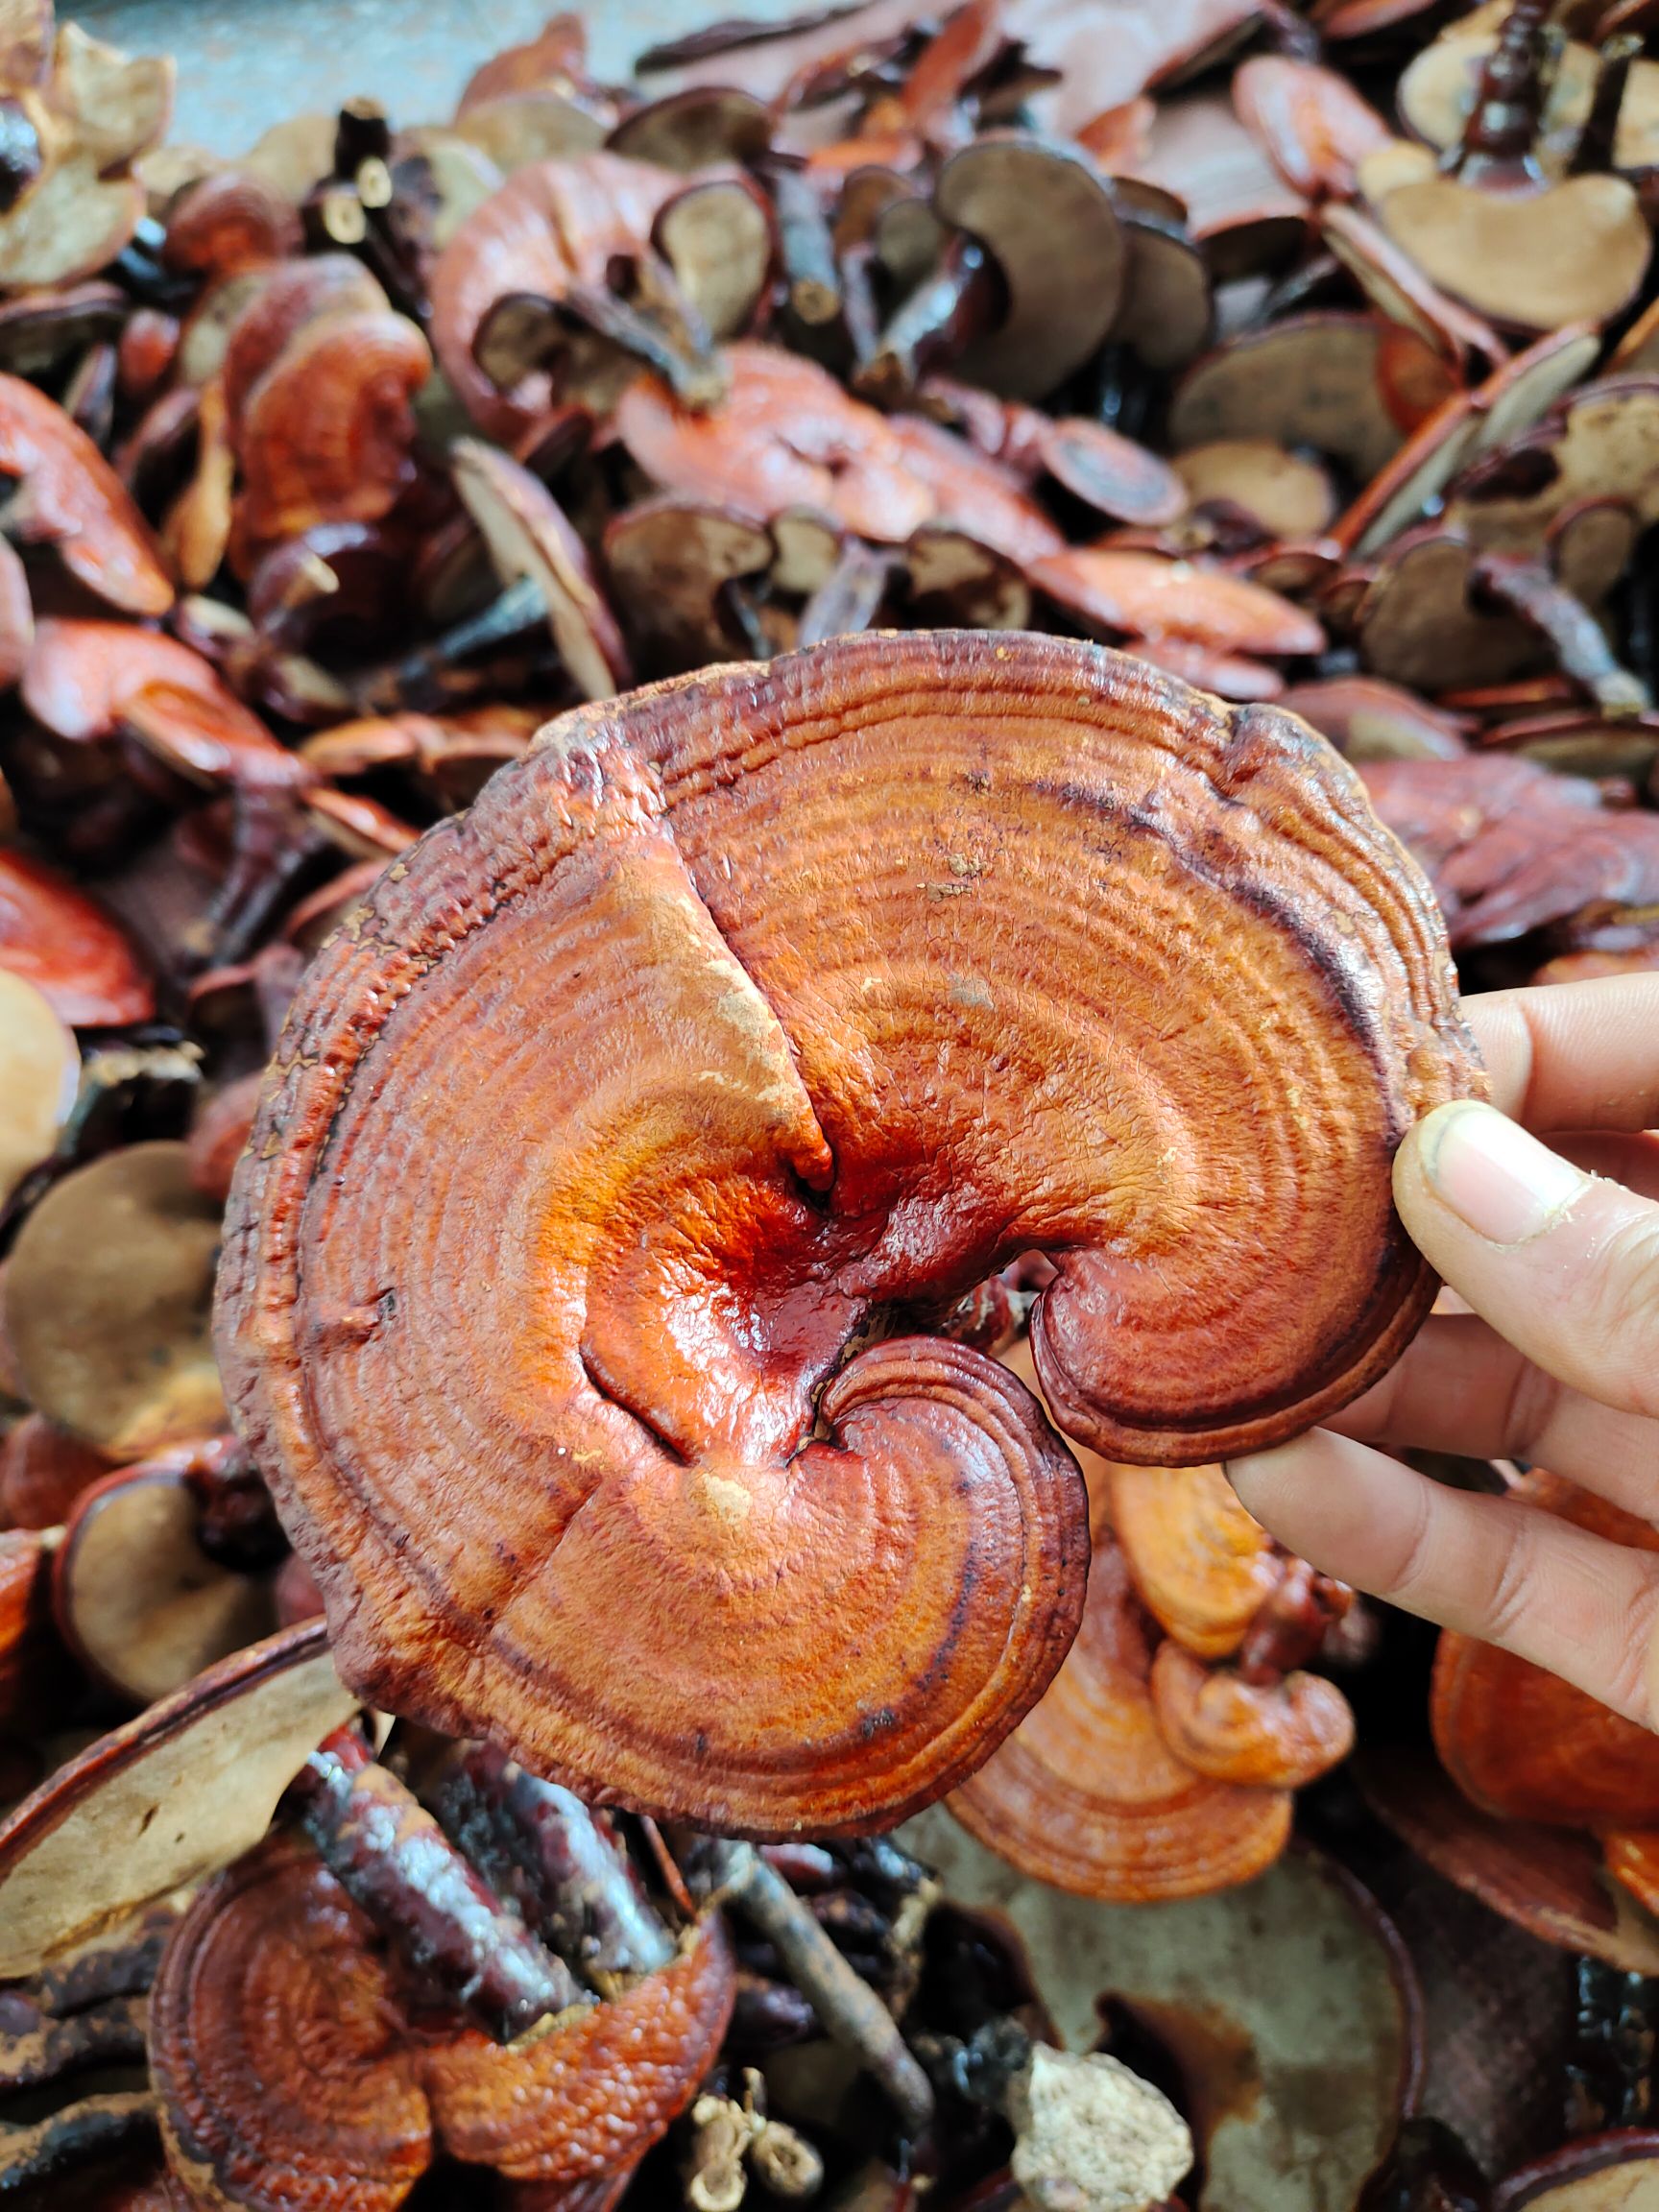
left=3, top=0, right=1659, bottom=2204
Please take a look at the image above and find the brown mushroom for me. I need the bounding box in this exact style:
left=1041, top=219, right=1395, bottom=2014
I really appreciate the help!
left=1105, top=1457, right=1280, bottom=1659
left=150, top=1829, right=735, bottom=2208
left=1363, top=753, right=1659, bottom=949
left=5, top=1140, right=225, bottom=1458
left=1173, top=439, right=1335, bottom=541
left=1032, top=546, right=1327, bottom=660
left=0, top=373, right=172, bottom=616
left=1360, top=1745, right=1659, bottom=1973
left=54, top=1456, right=277, bottom=1707
left=429, top=152, right=714, bottom=440
left=1432, top=1475, right=1659, bottom=1831
left=1147, top=1640, right=1354, bottom=1789
left=602, top=496, right=774, bottom=670
left=925, top=133, right=1127, bottom=399
left=216, top=631, right=1478, bottom=1838
left=1169, top=313, right=1460, bottom=484
left=1372, top=155, right=1649, bottom=334
left=0, top=1620, right=358, bottom=1977
left=1232, top=55, right=1393, bottom=201
left=231, top=306, right=430, bottom=559
left=451, top=437, right=630, bottom=699
left=950, top=1516, right=1293, bottom=1899
left=0, top=848, right=152, bottom=1025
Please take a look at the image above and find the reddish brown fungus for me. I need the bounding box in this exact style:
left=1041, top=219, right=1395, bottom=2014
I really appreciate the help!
left=216, top=630, right=1477, bottom=1837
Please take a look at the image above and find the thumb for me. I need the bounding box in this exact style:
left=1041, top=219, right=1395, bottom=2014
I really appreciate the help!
left=1393, top=1100, right=1659, bottom=1421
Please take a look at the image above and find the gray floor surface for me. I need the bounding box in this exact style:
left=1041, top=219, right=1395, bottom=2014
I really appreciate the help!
left=77, top=0, right=812, bottom=154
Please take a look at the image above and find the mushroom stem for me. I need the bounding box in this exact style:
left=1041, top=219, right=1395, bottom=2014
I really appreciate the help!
left=799, top=541, right=896, bottom=646
left=184, top=794, right=329, bottom=973
left=1473, top=553, right=1652, bottom=719
left=1570, top=35, right=1643, bottom=175
left=857, top=236, right=998, bottom=406
left=289, top=1725, right=591, bottom=2040
left=565, top=270, right=725, bottom=410
left=702, top=1842, right=935, bottom=2139
left=351, top=572, right=548, bottom=713
left=1451, top=0, right=1551, bottom=188
left=1234, top=1557, right=1351, bottom=1686
left=426, top=1743, right=676, bottom=1987
left=839, top=242, right=883, bottom=367
left=771, top=167, right=842, bottom=326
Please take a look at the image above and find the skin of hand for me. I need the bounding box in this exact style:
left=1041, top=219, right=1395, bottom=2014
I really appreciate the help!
left=1227, top=971, right=1659, bottom=1729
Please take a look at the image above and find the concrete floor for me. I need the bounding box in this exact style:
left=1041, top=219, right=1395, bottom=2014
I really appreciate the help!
left=76, top=0, right=810, bottom=155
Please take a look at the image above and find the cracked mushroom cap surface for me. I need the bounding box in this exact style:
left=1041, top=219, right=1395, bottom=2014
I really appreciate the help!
left=215, top=630, right=1478, bottom=1838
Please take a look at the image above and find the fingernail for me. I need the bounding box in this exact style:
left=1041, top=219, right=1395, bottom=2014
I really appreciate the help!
left=1415, top=1100, right=1588, bottom=1244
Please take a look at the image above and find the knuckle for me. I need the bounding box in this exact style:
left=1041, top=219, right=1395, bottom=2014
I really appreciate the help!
left=1599, top=1570, right=1659, bottom=1727
left=1585, top=1212, right=1659, bottom=1418
left=1479, top=1517, right=1537, bottom=1649
left=1380, top=1478, right=1437, bottom=1605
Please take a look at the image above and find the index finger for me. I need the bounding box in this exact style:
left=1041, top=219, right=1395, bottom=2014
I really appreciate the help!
left=1465, top=974, right=1659, bottom=1134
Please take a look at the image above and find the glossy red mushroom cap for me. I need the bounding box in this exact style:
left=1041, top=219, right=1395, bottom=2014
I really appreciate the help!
left=216, top=631, right=1479, bottom=1837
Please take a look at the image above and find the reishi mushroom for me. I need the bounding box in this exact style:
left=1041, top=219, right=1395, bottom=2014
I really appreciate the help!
left=215, top=629, right=1479, bottom=1837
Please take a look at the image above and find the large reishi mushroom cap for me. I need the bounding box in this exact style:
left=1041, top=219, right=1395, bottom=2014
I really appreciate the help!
left=216, top=631, right=1479, bottom=1839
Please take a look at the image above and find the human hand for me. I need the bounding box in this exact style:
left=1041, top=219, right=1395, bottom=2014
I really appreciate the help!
left=1227, top=972, right=1659, bottom=1726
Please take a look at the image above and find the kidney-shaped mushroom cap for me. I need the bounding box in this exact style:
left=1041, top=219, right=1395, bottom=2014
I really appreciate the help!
left=151, top=1833, right=735, bottom=2210
left=215, top=631, right=1479, bottom=1838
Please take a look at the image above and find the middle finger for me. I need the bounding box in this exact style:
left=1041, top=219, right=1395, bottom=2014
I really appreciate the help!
left=1333, top=1312, right=1659, bottom=1520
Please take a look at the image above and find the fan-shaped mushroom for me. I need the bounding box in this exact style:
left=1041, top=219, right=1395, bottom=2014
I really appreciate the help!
left=1105, top=1459, right=1280, bottom=1659
left=1432, top=1474, right=1659, bottom=1831
left=217, top=633, right=1477, bottom=1837
left=150, top=1830, right=734, bottom=2209
left=1148, top=1640, right=1355, bottom=1789
left=54, top=1456, right=278, bottom=1707
left=6, top=1141, right=224, bottom=1459
left=0, top=373, right=171, bottom=616
left=429, top=151, right=724, bottom=440
left=950, top=1512, right=1294, bottom=1898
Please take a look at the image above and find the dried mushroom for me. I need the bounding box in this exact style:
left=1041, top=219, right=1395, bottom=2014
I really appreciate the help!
left=217, top=632, right=1475, bottom=1837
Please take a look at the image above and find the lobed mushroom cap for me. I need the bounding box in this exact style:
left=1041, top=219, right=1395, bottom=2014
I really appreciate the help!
left=151, top=1834, right=735, bottom=2209
left=216, top=630, right=1478, bottom=1837
left=950, top=1520, right=1294, bottom=1899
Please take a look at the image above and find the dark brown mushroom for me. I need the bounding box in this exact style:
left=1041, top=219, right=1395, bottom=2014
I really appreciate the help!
left=0, top=373, right=172, bottom=616
left=54, top=1456, right=277, bottom=1707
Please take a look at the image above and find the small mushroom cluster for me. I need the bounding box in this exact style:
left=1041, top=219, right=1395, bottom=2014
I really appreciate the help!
left=949, top=1335, right=1358, bottom=1901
